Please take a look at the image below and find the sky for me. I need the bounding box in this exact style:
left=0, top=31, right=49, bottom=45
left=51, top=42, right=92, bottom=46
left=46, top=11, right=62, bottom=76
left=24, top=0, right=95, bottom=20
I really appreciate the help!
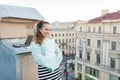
left=0, top=0, right=120, bottom=22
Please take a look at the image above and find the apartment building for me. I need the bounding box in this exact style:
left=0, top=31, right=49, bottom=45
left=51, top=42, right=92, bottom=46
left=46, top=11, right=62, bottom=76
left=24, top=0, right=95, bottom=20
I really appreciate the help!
left=50, top=22, right=76, bottom=55
left=75, top=10, right=120, bottom=80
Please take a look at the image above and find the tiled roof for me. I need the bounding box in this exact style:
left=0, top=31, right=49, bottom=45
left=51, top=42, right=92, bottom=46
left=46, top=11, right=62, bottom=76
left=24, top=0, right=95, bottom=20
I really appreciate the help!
left=89, top=17, right=102, bottom=23
left=89, top=10, right=120, bottom=23
left=0, top=4, right=45, bottom=20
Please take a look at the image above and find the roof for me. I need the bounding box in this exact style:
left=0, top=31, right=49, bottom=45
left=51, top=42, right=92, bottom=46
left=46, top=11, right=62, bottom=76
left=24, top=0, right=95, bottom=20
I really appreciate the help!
left=1, top=38, right=31, bottom=54
left=89, top=10, right=120, bottom=23
left=0, top=4, right=45, bottom=20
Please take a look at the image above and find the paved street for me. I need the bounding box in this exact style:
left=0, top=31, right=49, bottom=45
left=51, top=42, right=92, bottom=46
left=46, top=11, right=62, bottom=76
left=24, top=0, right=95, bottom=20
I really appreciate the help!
left=60, top=55, right=75, bottom=80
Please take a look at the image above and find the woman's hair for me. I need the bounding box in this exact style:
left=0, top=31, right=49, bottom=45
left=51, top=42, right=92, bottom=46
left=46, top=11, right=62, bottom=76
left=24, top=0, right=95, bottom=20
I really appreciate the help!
left=34, top=20, right=49, bottom=44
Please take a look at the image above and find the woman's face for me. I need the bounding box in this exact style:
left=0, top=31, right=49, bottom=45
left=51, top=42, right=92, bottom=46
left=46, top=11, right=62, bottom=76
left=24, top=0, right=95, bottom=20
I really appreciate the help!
left=40, top=24, right=51, bottom=38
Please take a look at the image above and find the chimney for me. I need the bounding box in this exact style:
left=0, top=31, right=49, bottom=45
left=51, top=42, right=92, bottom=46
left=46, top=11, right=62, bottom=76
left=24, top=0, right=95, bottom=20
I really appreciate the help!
left=117, top=9, right=120, bottom=13
left=101, top=9, right=109, bottom=16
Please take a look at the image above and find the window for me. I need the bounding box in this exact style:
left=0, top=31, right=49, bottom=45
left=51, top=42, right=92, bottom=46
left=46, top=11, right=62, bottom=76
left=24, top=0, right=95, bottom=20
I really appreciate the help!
left=72, top=33, right=74, bottom=36
left=72, top=38, right=74, bottom=43
left=95, top=70, right=99, bottom=78
left=87, top=51, right=90, bottom=61
left=69, top=39, right=71, bottom=43
left=93, top=69, right=96, bottom=77
left=96, top=54, right=100, bottom=64
left=110, top=57, right=116, bottom=69
left=69, top=45, right=71, bottom=49
left=59, top=39, right=61, bottom=43
left=111, top=42, right=116, bottom=50
left=65, top=45, right=67, bottom=49
left=93, top=27, right=95, bottom=33
left=62, top=39, right=64, bottom=43
left=88, top=26, right=90, bottom=32
left=113, top=26, right=117, bottom=34
left=69, top=33, right=71, bottom=36
left=85, top=66, right=99, bottom=78
left=90, top=68, right=92, bottom=74
left=97, top=40, right=101, bottom=48
left=59, top=45, right=61, bottom=48
left=77, top=64, right=82, bottom=71
left=79, top=50, right=82, bottom=58
left=80, top=27, right=82, bottom=32
left=59, top=34, right=61, bottom=36
left=66, top=33, right=68, bottom=36
left=55, top=39, right=57, bottom=43
left=51, top=34, right=53, bottom=37
left=79, top=38, right=82, bottom=45
left=66, top=39, right=68, bottom=43
left=98, top=26, right=101, bottom=33
left=110, top=75, right=119, bottom=80
left=62, top=34, right=64, bottom=36
left=55, top=34, right=57, bottom=36
left=87, top=39, right=91, bottom=46
left=85, top=66, right=90, bottom=74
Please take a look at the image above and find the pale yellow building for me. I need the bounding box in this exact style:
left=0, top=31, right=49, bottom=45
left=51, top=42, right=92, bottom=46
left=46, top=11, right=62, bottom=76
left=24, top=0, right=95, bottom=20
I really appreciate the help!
left=75, top=10, right=120, bottom=80
left=50, top=21, right=77, bottom=55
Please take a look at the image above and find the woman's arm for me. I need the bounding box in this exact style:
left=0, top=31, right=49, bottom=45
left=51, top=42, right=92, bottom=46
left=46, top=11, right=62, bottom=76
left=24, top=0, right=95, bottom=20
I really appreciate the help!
left=55, top=43, right=63, bottom=66
left=30, top=42, right=58, bottom=71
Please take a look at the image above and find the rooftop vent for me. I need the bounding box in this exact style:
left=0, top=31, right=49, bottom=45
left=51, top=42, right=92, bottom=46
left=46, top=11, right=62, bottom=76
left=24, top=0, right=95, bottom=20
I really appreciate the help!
left=101, top=9, right=109, bottom=16
left=12, top=35, right=33, bottom=48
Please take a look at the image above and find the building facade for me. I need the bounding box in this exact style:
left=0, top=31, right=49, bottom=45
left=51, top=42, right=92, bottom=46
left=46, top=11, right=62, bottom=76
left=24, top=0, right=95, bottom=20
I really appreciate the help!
left=50, top=22, right=77, bottom=55
left=51, top=28, right=76, bottom=55
left=75, top=10, right=120, bottom=80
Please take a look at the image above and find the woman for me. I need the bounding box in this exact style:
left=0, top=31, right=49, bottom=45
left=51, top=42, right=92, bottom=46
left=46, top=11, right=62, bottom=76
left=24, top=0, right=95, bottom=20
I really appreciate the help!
left=30, top=20, right=63, bottom=80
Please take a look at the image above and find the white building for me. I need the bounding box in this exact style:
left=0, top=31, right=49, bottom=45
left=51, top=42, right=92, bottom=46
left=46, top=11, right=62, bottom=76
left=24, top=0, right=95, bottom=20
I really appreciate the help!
left=75, top=10, right=120, bottom=80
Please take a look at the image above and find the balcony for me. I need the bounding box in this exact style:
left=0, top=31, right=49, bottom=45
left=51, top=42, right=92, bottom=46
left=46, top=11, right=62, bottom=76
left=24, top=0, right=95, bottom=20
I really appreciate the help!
left=110, top=68, right=120, bottom=74
left=100, top=64, right=120, bottom=74
left=95, top=63, right=101, bottom=67
left=109, top=50, right=120, bottom=57
left=85, top=59, right=91, bottom=64
left=117, top=69, right=120, bottom=73
left=116, top=50, right=120, bottom=58
left=76, top=57, right=85, bottom=62
left=100, top=64, right=110, bottom=71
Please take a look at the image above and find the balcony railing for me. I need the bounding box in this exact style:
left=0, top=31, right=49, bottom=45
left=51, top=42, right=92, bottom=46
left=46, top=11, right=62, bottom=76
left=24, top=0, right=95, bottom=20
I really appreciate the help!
left=109, top=50, right=120, bottom=58
left=98, top=64, right=120, bottom=74
left=100, top=64, right=110, bottom=70
left=95, top=63, right=100, bottom=66
left=117, top=69, right=120, bottom=73
left=76, top=57, right=85, bottom=62
left=109, top=49, right=120, bottom=54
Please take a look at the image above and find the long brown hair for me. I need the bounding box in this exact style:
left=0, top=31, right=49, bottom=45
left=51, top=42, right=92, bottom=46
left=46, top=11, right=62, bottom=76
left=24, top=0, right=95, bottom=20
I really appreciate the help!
left=34, top=20, right=49, bottom=45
